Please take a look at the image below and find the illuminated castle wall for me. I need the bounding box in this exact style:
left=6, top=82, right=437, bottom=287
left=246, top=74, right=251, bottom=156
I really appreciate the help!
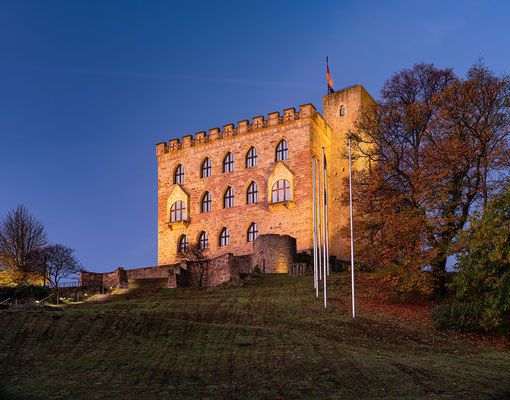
left=155, top=85, right=374, bottom=271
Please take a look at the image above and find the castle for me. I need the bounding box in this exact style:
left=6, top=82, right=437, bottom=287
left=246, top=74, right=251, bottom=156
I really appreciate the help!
left=155, top=85, right=374, bottom=277
left=79, top=85, right=375, bottom=290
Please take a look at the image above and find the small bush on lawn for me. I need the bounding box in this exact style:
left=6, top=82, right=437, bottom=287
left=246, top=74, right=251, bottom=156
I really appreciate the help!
left=431, top=302, right=482, bottom=333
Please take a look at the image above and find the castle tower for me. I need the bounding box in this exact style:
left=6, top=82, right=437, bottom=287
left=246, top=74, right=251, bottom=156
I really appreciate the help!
left=322, top=85, right=376, bottom=259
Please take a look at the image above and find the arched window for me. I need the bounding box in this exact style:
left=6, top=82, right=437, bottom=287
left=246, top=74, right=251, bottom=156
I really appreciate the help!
left=170, top=201, right=186, bottom=222
left=174, top=164, right=184, bottom=184
left=340, top=105, right=345, bottom=116
left=178, top=235, right=189, bottom=253
left=201, top=158, right=211, bottom=178
left=247, top=181, right=258, bottom=204
left=219, top=228, right=230, bottom=247
left=246, top=147, right=257, bottom=168
left=199, top=231, right=208, bottom=249
left=247, top=223, right=258, bottom=242
left=223, top=152, right=234, bottom=173
left=271, top=179, right=290, bottom=203
left=275, top=140, right=288, bottom=161
left=224, top=187, right=234, bottom=208
left=201, top=192, right=211, bottom=213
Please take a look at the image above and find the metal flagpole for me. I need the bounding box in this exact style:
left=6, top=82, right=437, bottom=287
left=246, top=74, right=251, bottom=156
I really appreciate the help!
left=312, top=157, right=318, bottom=295
left=349, top=138, right=356, bottom=318
left=326, top=159, right=330, bottom=276
left=317, top=159, right=322, bottom=281
left=322, top=148, right=327, bottom=308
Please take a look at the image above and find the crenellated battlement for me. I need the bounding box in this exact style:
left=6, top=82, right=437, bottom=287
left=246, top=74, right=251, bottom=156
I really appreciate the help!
left=156, top=103, right=317, bottom=156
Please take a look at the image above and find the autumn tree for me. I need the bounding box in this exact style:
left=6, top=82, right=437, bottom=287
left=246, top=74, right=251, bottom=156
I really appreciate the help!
left=348, top=61, right=510, bottom=297
left=0, top=205, right=47, bottom=286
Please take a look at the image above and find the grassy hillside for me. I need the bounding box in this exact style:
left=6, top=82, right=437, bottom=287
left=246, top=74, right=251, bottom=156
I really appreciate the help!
left=0, top=273, right=509, bottom=399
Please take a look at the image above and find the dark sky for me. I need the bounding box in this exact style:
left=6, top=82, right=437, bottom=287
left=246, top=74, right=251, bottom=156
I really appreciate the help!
left=1, top=0, right=509, bottom=273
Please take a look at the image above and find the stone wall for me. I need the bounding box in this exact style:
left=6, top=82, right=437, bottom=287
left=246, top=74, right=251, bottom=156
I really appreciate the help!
left=156, top=105, right=320, bottom=266
left=79, top=271, right=103, bottom=287
left=156, top=85, right=374, bottom=266
left=253, top=234, right=296, bottom=273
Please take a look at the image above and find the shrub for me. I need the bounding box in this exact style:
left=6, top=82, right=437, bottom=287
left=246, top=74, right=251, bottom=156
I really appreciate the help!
left=431, top=303, right=482, bottom=333
left=454, top=187, right=510, bottom=331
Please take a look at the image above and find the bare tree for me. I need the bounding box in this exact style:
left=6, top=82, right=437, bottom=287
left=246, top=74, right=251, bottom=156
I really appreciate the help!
left=0, top=205, right=47, bottom=285
left=40, top=244, right=82, bottom=288
left=182, top=244, right=209, bottom=287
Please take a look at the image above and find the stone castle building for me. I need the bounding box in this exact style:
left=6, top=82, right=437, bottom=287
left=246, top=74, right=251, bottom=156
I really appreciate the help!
left=155, top=85, right=375, bottom=274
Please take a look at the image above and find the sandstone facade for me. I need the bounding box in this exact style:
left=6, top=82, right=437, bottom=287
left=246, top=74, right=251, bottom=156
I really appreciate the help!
left=156, top=85, right=375, bottom=270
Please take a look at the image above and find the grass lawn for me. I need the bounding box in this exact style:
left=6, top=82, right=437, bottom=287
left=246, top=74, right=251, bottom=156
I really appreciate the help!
left=0, top=273, right=508, bottom=399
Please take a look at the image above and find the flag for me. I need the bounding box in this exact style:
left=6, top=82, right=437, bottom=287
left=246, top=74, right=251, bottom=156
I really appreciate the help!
left=327, top=58, right=335, bottom=94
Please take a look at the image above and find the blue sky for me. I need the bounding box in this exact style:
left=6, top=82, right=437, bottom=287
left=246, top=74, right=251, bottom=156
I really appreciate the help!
left=1, top=0, right=509, bottom=274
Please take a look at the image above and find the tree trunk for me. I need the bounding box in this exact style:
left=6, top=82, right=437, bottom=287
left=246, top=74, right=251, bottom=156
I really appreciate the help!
left=430, top=252, right=448, bottom=300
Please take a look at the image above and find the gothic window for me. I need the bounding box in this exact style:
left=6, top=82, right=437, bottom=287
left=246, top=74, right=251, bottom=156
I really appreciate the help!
left=170, top=201, right=186, bottom=222
left=223, top=187, right=234, bottom=208
left=199, top=231, right=208, bottom=249
left=246, top=146, right=258, bottom=168
left=201, top=192, right=211, bottom=213
left=271, top=179, right=290, bottom=203
left=178, top=235, right=189, bottom=253
left=340, top=105, right=345, bottom=116
left=275, top=140, right=288, bottom=161
left=247, top=222, right=258, bottom=242
left=219, top=228, right=230, bottom=247
left=174, top=164, right=184, bottom=184
left=247, top=181, right=258, bottom=204
left=223, top=152, right=234, bottom=173
left=201, top=158, right=211, bottom=178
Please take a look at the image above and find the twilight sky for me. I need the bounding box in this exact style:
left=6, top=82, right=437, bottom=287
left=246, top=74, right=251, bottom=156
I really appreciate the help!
left=1, top=0, right=509, bottom=274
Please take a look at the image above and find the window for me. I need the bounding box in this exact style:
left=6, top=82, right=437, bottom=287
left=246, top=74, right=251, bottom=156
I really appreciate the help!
left=174, top=164, right=184, bottom=184
left=223, top=152, right=234, bottom=173
left=219, top=228, right=230, bottom=247
left=275, top=140, right=288, bottom=161
left=340, top=105, right=345, bottom=116
left=224, top=187, right=234, bottom=208
left=247, top=181, right=258, bottom=204
left=170, top=201, right=186, bottom=222
left=271, top=179, right=290, bottom=203
left=199, top=231, right=208, bottom=249
left=201, top=192, right=211, bottom=213
left=178, top=235, right=189, bottom=253
left=201, top=158, right=211, bottom=178
left=247, top=223, right=258, bottom=242
left=246, top=147, right=258, bottom=168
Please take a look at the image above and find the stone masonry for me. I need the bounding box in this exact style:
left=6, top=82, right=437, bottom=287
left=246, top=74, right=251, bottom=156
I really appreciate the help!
left=156, top=85, right=375, bottom=268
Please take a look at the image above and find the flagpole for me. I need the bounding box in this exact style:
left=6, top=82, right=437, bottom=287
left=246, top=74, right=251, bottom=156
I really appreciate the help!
left=349, top=138, right=356, bottom=318
left=312, top=157, right=318, bottom=296
left=317, top=160, right=322, bottom=281
left=322, top=147, right=327, bottom=308
left=325, top=152, right=330, bottom=276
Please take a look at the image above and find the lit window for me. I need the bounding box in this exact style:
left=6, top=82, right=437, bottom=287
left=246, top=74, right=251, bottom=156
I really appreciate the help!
left=170, top=201, right=186, bottom=222
left=271, top=179, right=290, bottom=203
left=275, top=140, right=288, bottom=161
left=246, top=147, right=258, bottom=168
left=340, top=105, right=345, bottom=116
left=224, top=187, right=234, bottom=208
left=219, top=228, right=230, bottom=247
left=223, top=152, right=234, bottom=173
left=178, top=235, right=189, bottom=253
left=199, top=231, right=208, bottom=249
left=201, top=158, right=211, bottom=178
left=247, top=223, right=258, bottom=242
left=247, top=181, right=258, bottom=204
left=174, top=164, right=184, bottom=184
left=201, top=192, right=211, bottom=213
